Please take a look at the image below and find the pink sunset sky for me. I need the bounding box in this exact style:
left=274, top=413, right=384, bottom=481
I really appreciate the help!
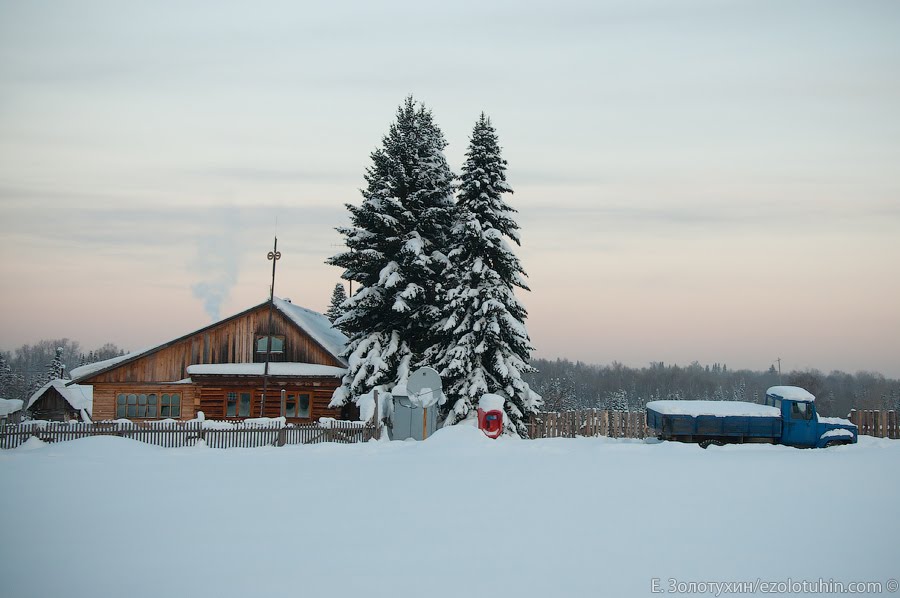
left=1, top=1, right=899, bottom=376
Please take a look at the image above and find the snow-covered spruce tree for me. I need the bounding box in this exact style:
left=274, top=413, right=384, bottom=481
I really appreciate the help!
left=427, top=113, right=540, bottom=436
left=45, top=347, right=64, bottom=382
left=324, top=283, right=348, bottom=330
left=0, top=354, right=12, bottom=396
left=327, top=97, right=456, bottom=409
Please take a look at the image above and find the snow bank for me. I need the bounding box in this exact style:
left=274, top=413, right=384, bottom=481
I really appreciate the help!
left=766, top=385, right=815, bottom=402
left=15, top=436, right=46, bottom=451
left=646, top=400, right=780, bottom=417
left=2, top=433, right=897, bottom=598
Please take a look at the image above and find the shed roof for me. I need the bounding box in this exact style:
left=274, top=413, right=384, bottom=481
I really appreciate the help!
left=0, top=398, right=24, bottom=417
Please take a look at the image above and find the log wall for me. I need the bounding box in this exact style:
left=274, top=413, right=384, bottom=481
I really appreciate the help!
left=194, top=377, right=341, bottom=421
left=91, top=383, right=197, bottom=421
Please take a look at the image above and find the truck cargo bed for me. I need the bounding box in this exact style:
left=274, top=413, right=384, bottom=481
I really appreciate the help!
left=646, top=402, right=782, bottom=441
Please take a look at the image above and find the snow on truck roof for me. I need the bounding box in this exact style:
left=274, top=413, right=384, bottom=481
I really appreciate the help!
left=646, top=400, right=780, bottom=418
left=69, top=298, right=348, bottom=382
left=766, top=386, right=815, bottom=402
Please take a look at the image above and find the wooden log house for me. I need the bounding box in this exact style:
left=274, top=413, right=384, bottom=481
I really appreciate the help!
left=67, top=297, right=356, bottom=423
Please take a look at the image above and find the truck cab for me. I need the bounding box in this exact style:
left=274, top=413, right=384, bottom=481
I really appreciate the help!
left=765, top=386, right=858, bottom=448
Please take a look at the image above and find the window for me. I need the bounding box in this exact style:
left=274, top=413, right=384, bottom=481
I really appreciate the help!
left=226, top=391, right=253, bottom=418
left=256, top=335, right=285, bottom=354
left=284, top=393, right=311, bottom=418
left=791, top=401, right=812, bottom=421
left=115, top=393, right=160, bottom=419
left=160, top=394, right=181, bottom=418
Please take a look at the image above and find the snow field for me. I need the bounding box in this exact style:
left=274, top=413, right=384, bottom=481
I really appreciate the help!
left=1, top=427, right=897, bottom=598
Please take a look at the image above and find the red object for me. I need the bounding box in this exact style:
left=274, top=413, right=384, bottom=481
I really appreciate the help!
left=477, top=408, right=504, bottom=439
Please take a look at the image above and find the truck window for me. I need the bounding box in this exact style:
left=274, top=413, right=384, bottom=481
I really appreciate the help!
left=773, top=398, right=781, bottom=411
left=791, top=402, right=812, bottom=420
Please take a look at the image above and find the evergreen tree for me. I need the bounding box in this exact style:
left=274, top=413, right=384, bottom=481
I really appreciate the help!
left=45, top=347, right=64, bottom=382
left=427, top=113, right=540, bottom=435
left=325, top=283, right=348, bottom=331
left=327, top=97, right=456, bottom=408
left=0, top=355, right=12, bottom=397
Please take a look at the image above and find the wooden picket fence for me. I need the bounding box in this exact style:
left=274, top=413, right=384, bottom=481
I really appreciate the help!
left=528, top=409, right=649, bottom=439
left=0, top=420, right=376, bottom=450
left=848, top=410, right=899, bottom=439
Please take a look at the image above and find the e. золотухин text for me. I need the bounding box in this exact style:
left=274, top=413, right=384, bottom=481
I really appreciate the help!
left=651, top=577, right=898, bottom=595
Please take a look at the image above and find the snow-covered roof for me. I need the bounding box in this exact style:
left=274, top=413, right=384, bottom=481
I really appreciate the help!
left=186, top=363, right=346, bottom=378
left=69, top=348, right=152, bottom=380
left=273, top=298, right=348, bottom=364
left=26, top=379, right=93, bottom=416
left=646, top=400, right=780, bottom=418
left=766, top=386, right=815, bottom=403
left=0, top=398, right=24, bottom=417
left=69, top=298, right=348, bottom=382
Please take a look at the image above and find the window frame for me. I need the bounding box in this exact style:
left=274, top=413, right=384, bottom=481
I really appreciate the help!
left=224, top=390, right=255, bottom=418
left=283, top=392, right=311, bottom=419
left=115, top=391, right=181, bottom=420
left=255, top=335, right=285, bottom=354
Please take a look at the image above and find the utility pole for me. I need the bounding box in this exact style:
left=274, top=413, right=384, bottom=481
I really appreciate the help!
left=775, top=357, right=782, bottom=384
left=261, top=237, right=281, bottom=417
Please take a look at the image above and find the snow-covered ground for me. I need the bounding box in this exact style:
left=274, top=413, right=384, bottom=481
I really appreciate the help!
left=1, top=428, right=897, bottom=598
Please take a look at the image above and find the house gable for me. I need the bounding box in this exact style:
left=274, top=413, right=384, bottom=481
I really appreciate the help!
left=72, top=301, right=346, bottom=385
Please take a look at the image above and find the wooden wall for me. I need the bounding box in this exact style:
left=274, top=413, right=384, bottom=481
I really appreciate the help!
left=82, top=304, right=343, bottom=384
left=28, top=388, right=81, bottom=422
left=91, top=383, right=196, bottom=421
left=89, top=379, right=349, bottom=423
left=194, top=377, right=342, bottom=422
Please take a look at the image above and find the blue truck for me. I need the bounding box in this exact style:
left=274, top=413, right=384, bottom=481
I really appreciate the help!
left=646, top=386, right=858, bottom=448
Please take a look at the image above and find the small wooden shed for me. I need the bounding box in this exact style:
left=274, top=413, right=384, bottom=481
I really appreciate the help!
left=26, top=380, right=93, bottom=422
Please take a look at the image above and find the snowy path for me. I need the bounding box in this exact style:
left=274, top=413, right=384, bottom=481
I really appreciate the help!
left=1, top=428, right=897, bottom=598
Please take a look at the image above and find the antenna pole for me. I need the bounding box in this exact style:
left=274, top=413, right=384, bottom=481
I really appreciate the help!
left=261, top=237, right=281, bottom=417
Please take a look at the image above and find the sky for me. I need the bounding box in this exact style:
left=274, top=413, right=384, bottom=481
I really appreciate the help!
left=1, top=0, right=899, bottom=377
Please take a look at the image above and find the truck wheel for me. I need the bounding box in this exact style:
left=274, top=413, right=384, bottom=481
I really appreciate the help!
left=824, top=440, right=845, bottom=448
left=699, top=439, right=725, bottom=449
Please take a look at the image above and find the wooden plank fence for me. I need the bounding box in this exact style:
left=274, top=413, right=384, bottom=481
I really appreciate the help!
left=0, top=420, right=376, bottom=450
left=849, top=410, right=899, bottom=439
left=528, top=409, right=649, bottom=439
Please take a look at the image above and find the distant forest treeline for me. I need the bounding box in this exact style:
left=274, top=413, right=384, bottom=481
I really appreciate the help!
left=0, top=338, right=125, bottom=402
left=524, top=358, right=900, bottom=417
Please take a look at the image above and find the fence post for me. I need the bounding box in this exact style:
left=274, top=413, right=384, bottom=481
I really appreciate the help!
left=373, top=389, right=380, bottom=440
